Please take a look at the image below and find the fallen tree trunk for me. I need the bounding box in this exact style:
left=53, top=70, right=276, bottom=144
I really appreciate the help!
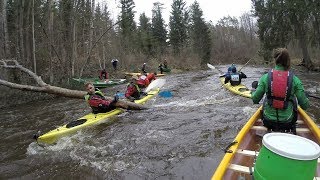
left=0, top=59, right=145, bottom=110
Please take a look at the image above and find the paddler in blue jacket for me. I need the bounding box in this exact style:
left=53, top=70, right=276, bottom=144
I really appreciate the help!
left=220, top=64, right=235, bottom=77
left=224, top=66, right=247, bottom=86
left=84, top=82, right=119, bottom=114
left=251, top=48, right=309, bottom=133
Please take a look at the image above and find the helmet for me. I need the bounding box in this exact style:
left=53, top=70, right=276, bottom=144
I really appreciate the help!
left=143, top=63, right=146, bottom=65
left=132, top=75, right=139, bottom=80
left=231, top=66, right=237, bottom=73
left=140, top=75, right=147, bottom=80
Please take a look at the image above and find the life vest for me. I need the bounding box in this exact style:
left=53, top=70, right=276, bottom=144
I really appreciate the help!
left=84, top=91, right=110, bottom=108
left=230, top=73, right=240, bottom=86
left=137, top=79, right=146, bottom=87
left=125, top=83, right=141, bottom=98
left=267, top=69, right=293, bottom=109
left=84, top=90, right=103, bottom=101
left=147, top=73, right=156, bottom=81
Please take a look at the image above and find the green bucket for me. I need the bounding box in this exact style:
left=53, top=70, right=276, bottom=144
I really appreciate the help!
left=254, top=133, right=320, bottom=180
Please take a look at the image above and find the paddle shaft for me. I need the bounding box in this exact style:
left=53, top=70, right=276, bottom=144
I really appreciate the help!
left=308, top=94, right=320, bottom=99
left=238, top=58, right=252, bottom=72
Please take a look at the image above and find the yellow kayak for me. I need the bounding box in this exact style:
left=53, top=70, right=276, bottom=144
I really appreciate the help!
left=212, top=106, right=320, bottom=179
left=219, top=77, right=252, bottom=98
left=124, top=72, right=166, bottom=77
left=35, top=88, right=160, bottom=145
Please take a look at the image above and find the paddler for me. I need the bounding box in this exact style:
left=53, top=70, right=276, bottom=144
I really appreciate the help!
left=125, top=75, right=142, bottom=102
left=251, top=48, right=309, bottom=133
left=141, top=63, right=147, bottom=74
left=220, top=64, right=235, bottom=77
left=99, top=68, right=108, bottom=81
left=137, top=72, right=157, bottom=88
left=84, top=82, right=119, bottom=114
left=224, top=66, right=247, bottom=86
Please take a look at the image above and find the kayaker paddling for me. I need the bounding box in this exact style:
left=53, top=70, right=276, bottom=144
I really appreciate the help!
left=137, top=72, right=157, bottom=88
left=224, top=66, right=247, bottom=86
left=125, top=75, right=142, bottom=102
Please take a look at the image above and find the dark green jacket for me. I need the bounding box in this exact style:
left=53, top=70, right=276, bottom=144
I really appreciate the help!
left=252, top=65, right=309, bottom=122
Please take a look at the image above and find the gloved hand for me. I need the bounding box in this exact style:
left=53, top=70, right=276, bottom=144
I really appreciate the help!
left=141, top=92, right=148, bottom=96
left=114, top=94, right=119, bottom=102
left=305, top=92, right=310, bottom=98
left=128, top=96, right=135, bottom=102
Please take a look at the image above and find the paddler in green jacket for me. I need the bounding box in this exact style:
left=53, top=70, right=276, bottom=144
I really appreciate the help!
left=251, top=48, right=309, bottom=133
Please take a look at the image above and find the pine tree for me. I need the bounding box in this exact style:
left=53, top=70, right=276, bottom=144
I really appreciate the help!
left=190, top=1, right=211, bottom=65
left=137, top=13, right=152, bottom=56
left=252, top=0, right=314, bottom=68
left=151, top=2, right=167, bottom=54
left=119, top=0, right=136, bottom=52
left=169, top=0, right=188, bottom=55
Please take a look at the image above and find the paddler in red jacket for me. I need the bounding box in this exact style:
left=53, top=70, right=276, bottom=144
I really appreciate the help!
left=84, top=82, right=119, bottom=114
left=137, top=72, right=157, bottom=88
left=125, top=75, right=141, bottom=102
left=99, top=69, right=108, bottom=80
left=146, top=72, right=157, bottom=84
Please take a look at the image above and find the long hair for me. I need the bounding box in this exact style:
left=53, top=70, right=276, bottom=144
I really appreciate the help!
left=273, top=48, right=291, bottom=70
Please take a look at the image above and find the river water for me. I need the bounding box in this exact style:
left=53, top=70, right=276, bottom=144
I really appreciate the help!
left=0, top=66, right=319, bottom=179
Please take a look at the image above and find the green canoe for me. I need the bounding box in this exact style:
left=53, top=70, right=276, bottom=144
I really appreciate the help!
left=159, top=67, right=171, bottom=72
left=72, top=78, right=126, bottom=88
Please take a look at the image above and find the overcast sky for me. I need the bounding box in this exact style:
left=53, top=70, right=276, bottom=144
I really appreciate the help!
left=104, top=0, right=253, bottom=24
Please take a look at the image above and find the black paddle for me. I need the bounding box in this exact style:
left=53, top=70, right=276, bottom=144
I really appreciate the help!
left=307, top=94, right=320, bottom=99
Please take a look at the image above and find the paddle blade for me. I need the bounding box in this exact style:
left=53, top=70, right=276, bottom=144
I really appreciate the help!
left=158, top=91, right=172, bottom=98
left=145, top=79, right=166, bottom=92
left=116, top=92, right=125, bottom=98
left=207, top=63, right=215, bottom=70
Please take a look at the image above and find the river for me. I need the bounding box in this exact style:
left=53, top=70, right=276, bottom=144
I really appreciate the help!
left=0, top=66, right=319, bottom=179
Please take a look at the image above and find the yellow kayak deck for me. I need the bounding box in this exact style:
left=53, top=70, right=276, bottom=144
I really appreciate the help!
left=219, top=77, right=252, bottom=98
left=37, top=88, right=160, bottom=145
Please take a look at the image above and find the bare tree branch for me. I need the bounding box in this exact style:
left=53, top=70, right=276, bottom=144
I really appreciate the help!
left=79, top=20, right=122, bottom=78
left=0, top=59, right=146, bottom=110
left=1, top=59, right=47, bottom=86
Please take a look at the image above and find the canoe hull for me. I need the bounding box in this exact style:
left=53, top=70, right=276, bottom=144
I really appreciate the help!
left=212, top=106, right=320, bottom=180
left=159, top=67, right=171, bottom=72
